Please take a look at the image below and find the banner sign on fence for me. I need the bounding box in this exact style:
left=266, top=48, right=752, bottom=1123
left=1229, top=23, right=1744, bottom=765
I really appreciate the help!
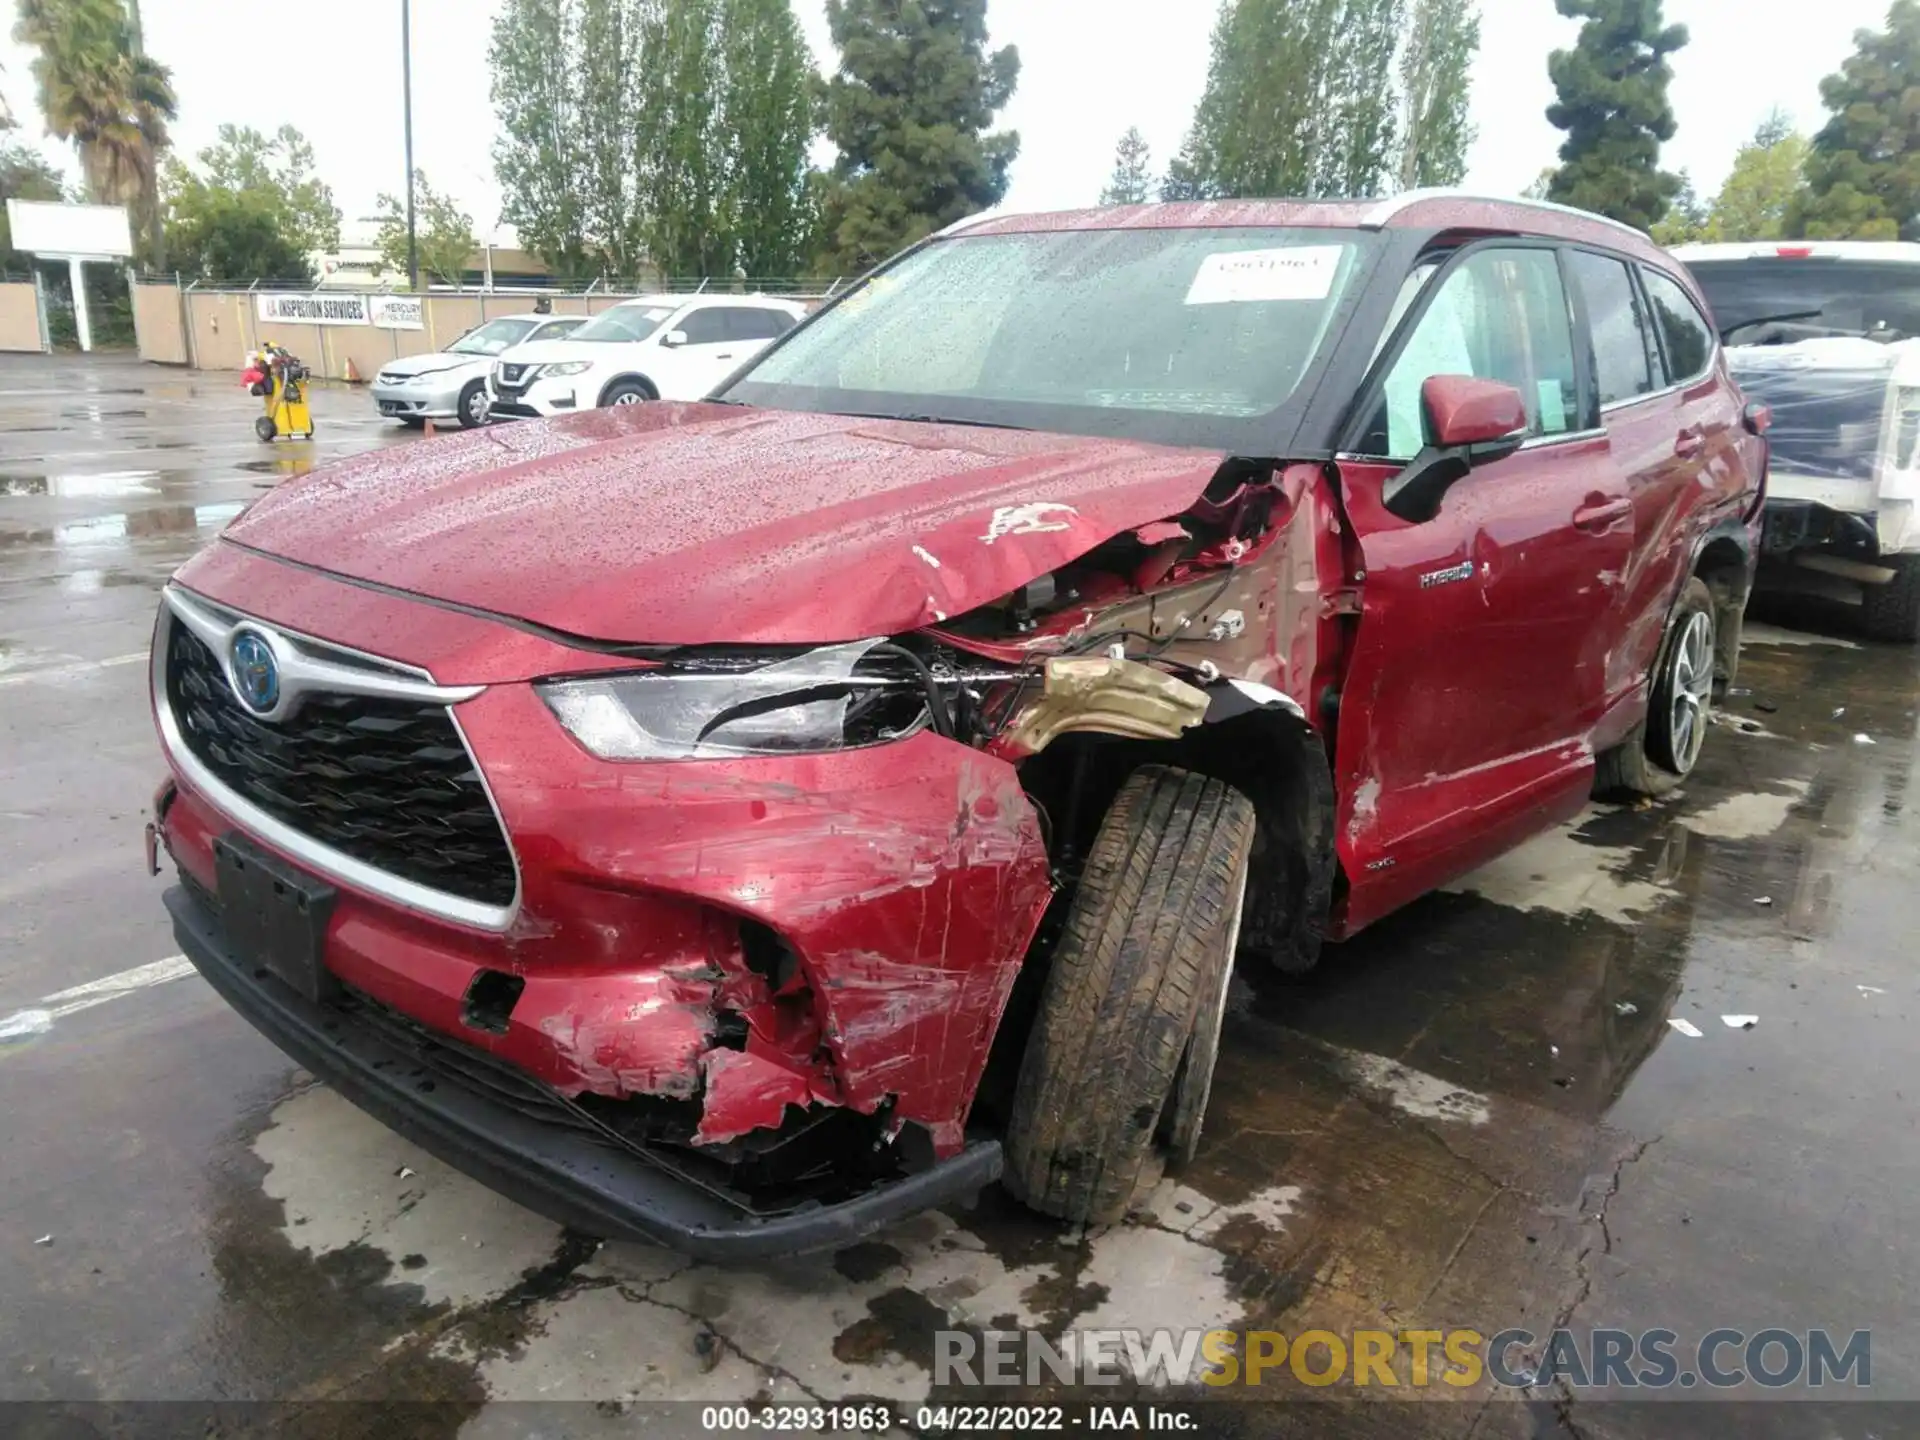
left=256, top=292, right=371, bottom=327
left=370, top=295, right=424, bottom=331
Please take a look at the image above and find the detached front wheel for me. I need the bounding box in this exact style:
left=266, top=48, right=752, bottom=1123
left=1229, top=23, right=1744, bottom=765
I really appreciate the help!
left=1003, top=765, right=1256, bottom=1225
left=1595, top=578, right=1717, bottom=798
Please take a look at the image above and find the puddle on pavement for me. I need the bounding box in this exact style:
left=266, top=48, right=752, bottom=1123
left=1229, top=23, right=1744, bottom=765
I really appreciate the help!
left=239, top=458, right=316, bottom=479
left=0, top=500, right=247, bottom=552
left=0, top=470, right=163, bottom=499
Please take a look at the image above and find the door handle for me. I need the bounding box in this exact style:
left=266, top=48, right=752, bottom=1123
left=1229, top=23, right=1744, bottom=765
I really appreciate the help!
left=1674, top=429, right=1706, bottom=458
left=1573, top=496, right=1632, bottom=532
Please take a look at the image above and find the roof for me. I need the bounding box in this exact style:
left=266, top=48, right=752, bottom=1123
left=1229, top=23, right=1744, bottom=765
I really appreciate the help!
left=1673, top=240, right=1920, bottom=265
left=952, top=189, right=1669, bottom=268
left=607, top=293, right=804, bottom=309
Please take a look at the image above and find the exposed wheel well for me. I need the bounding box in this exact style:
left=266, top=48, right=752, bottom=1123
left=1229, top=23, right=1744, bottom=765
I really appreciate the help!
left=974, top=713, right=1337, bottom=1129
left=1693, top=535, right=1751, bottom=691
left=1016, top=711, right=1337, bottom=971
left=598, top=374, right=658, bottom=405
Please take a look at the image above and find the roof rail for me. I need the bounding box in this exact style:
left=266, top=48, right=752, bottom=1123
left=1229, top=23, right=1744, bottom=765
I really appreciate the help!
left=1362, top=188, right=1649, bottom=242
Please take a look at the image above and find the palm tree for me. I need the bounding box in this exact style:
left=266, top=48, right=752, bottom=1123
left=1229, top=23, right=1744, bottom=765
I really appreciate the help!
left=13, top=0, right=177, bottom=265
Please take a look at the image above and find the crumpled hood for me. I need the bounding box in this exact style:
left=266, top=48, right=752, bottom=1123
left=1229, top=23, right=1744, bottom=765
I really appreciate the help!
left=377, top=351, right=486, bottom=380
left=219, top=404, right=1230, bottom=646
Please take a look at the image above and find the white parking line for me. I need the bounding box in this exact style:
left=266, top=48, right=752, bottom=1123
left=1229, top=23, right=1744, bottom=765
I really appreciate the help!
left=0, top=652, right=148, bottom=688
left=0, top=955, right=198, bottom=1040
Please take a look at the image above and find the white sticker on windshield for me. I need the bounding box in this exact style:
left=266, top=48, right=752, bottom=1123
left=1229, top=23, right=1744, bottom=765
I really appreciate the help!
left=1185, top=245, right=1344, bottom=306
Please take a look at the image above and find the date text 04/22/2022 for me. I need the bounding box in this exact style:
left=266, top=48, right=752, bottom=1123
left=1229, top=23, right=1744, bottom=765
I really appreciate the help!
left=698, top=1404, right=1197, bottom=1432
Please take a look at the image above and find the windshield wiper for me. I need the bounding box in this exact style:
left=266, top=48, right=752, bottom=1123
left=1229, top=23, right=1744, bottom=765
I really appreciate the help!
left=844, top=410, right=1029, bottom=431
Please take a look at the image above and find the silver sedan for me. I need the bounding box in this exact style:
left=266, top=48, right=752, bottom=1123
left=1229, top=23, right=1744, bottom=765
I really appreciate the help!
left=372, top=313, right=584, bottom=428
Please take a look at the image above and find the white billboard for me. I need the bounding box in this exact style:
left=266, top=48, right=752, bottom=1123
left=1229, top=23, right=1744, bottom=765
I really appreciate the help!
left=255, top=292, right=428, bottom=329
left=4, top=200, right=134, bottom=259
left=256, top=292, right=371, bottom=326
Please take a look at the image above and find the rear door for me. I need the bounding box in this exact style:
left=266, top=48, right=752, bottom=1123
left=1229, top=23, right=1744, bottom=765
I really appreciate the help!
left=1562, top=248, right=1688, bottom=740
left=1333, top=243, right=1634, bottom=931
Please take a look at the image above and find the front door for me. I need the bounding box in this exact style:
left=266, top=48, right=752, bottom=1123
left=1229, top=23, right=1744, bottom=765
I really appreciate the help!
left=663, top=306, right=751, bottom=398
left=1333, top=244, right=1635, bottom=933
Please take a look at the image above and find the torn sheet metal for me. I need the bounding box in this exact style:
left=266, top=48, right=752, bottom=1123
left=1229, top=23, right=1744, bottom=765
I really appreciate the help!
left=694, top=1049, right=820, bottom=1145
left=996, top=656, right=1210, bottom=758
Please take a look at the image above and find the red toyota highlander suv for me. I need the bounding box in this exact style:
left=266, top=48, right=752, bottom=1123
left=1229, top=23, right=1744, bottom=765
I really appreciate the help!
left=150, top=194, right=1766, bottom=1257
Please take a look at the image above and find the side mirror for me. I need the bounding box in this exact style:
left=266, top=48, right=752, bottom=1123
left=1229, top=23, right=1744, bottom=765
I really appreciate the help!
left=1383, top=375, right=1530, bottom=523
left=662, top=329, right=690, bottom=349
left=1423, top=375, right=1528, bottom=450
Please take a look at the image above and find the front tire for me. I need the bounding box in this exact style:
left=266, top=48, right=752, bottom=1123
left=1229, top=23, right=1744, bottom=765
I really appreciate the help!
left=601, top=379, right=654, bottom=408
left=1003, top=765, right=1256, bottom=1225
left=1595, top=578, right=1717, bottom=799
left=456, top=380, right=489, bottom=429
left=254, top=415, right=276, bottom=442
left=1862, top=555, right=1920, bottom=643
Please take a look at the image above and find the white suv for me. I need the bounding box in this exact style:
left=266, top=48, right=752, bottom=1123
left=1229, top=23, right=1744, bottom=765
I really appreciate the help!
left=488, top=294, right=807, bottom=419
left=1675, top=241, right=1920, bottom=640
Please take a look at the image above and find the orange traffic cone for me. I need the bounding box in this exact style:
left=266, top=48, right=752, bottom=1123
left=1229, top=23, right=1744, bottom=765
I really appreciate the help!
left=423, top=419, right=436, bottom=437
left=342, top=357, right=363, bottom=384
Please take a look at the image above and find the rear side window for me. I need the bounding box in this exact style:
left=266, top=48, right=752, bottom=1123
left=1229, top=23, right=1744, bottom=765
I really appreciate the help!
left=726, top=308, right=795, bottom=341
left=1360, top=247, right=1580, bottom=461
left=1567, top=251, right=1656, bottom=406
left=1640, top=269, right=1715, bottom=384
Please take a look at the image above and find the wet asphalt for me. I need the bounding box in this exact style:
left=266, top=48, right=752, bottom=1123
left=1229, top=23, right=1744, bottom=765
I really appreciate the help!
left=1, top=351, right=1917, bottom=1438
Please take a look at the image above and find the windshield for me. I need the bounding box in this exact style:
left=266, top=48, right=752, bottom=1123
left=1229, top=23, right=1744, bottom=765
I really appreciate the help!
left=1686, top=258, right=1920, bottom=344
left=449, top=318, right=539, bottom=356
left=721, top=226, right=1372, bottom=446
left=572, top=304, right=678, bottom=343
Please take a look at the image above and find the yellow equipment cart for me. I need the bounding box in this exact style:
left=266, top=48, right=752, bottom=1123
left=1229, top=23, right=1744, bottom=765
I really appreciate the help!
left=245, top=344, right=315, bottom=442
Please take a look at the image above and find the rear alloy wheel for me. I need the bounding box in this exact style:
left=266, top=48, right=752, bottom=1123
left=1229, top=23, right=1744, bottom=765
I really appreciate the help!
left=1003, top=765, right=1256, bottom=1225
left=1862, top=555, right=1920, bottom=643
left=457, top=380, right=490, bottom=429
left=1595, top=578, right=1717, bottom=799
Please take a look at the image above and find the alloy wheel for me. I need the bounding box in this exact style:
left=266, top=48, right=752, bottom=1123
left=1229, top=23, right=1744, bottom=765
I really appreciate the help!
left=1666, top=610, right=1714, bottom=775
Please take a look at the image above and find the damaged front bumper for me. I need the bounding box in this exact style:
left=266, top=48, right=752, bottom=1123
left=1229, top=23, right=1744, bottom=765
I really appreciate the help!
left=166, top=882, right=1004, bottom=1259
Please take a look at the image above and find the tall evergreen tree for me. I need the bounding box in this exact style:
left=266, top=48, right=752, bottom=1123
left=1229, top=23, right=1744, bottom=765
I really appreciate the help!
left=1543, top=0, right=1688, bottom=231
left=1100, top=127, right=1153, bottom=205
left=716, top=0, right=816, bottom=276
left=815, top=0, right=1020, bottom=274
left=1172, top=0, right=1421, bottom=201
left=1395, top=0, right=1479, bottom=189
left=490, top=0, right=604, bottom=280
left=1792, top=0, right=1920, bottom=240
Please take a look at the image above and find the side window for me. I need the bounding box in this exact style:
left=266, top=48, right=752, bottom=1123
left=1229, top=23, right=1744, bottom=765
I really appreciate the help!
left=677, top=307, right=729, bottom=345
left=1567, top=251, right=1655, bottom=407
left=727, top=308, right=794, bottom=341
left=1640, top=268, right=1715, bottom=383
left=1361, top=248, right=1580, bottom=461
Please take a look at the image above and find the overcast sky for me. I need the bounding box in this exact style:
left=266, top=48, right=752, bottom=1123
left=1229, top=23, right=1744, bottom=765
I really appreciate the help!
left=0, top=0, right=1895, bottom=244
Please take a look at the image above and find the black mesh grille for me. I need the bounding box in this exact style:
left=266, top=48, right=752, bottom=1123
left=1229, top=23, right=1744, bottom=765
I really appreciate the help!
left=166, top=620, right=516, bottom=908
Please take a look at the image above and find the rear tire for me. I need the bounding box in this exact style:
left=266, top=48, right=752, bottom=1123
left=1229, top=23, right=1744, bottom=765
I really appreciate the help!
left=1862, top=555, right=1920, bottom=643
left=254, top=415, right=276, bottom=442
left=1003, top=765, right=1256, bottom=1225
left=1595, top=578, right=1716, bottom=799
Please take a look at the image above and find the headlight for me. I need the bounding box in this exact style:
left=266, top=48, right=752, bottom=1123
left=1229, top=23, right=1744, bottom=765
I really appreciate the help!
left=538, top=641, right=932, bottom=760
left=539, top=361, right=593, bottom=378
